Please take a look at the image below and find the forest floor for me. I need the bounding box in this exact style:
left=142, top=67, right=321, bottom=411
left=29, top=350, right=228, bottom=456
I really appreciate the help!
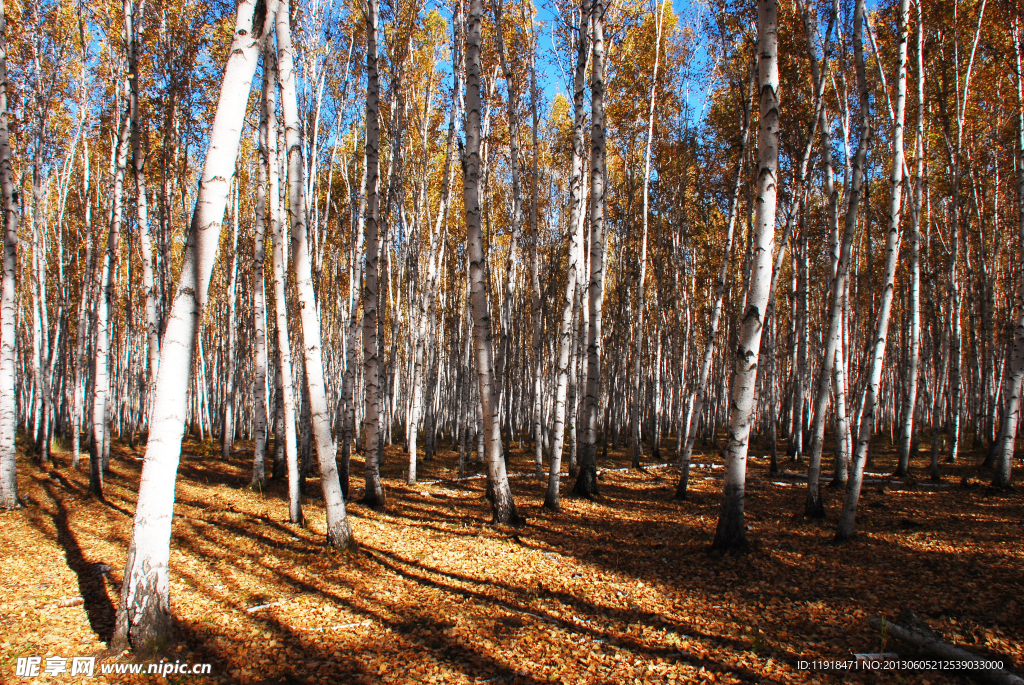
left=1, top=433, right=1022, bottom=685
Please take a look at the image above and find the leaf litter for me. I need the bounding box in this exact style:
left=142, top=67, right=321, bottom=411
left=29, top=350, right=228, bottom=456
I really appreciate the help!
left=1, top=437, right=1022, bottom=684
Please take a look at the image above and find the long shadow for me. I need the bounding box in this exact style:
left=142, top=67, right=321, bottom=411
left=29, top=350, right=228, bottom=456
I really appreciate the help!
left=358, top=542, right=776, bottom=683
left=37, top=479, right=118, bottom=642
left=167, top=540, right=548, bottom=684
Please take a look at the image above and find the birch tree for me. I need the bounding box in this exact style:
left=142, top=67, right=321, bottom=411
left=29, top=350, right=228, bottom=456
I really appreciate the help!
left=464, top=0, right=521, bottom=525
left=991, top=18, right=1024, bottom=489
left=362, top=0, right=385, bottom=508
left=276, top=0, right=355, bottom=549
left=544, top=0, right=590, bottom=511
left=711, top=0, right=779, bottom=552
left=112, top=0, right=272, bottom=650
left=0, top=0, right=16, bottom=510
left=572, top=0, right=608, bottom=499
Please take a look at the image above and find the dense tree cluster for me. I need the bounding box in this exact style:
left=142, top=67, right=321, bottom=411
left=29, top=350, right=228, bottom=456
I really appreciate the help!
left=0, top=0, right=1019, bottom=652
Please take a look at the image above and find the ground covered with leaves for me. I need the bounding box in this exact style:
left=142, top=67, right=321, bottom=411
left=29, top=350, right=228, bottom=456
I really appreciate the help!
left=2, top=434, right=1022, bottom=684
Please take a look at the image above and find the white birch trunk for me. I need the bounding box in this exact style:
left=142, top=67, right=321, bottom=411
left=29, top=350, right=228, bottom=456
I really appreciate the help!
left=265, top=48, right=302, bottom=524
left=112, top=0, right=271, bottom=650
left=465, top=0, right=521, bottom=524
left=125, top=0, right=160, bottom=428
left=221, top=183, right=239, bottom=459
left=711, top=0, right=780, bottom=551
left=0, top=0, right=17, bottom=509
left=896, top=4, right=925, bottom=477
left=572, top=0, right=607, bottom=499
left=543, top=0, right=589, bottom=510
left=91, top=108, right=130, bottom=495
left=251, top=49, right=272, bottom=488
left=990, top=19, right=1023, bottom=488
left=276, top=1, right=354, bottom=549
left=362, top=0, right=385, bottom=508
left=630, top=0, right=666, bottom=470
left=804, top=0, right=871, bottom=517
left=836, top=0, right=909, bottom=539
left=675, top=63, right=754, bottom=499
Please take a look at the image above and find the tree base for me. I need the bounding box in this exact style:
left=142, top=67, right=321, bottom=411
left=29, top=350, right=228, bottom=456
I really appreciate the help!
left=570, top=465, right=599, bottom=499
left=112, top=568, right=174, bottom=656
left=804, top=496, right=825, bottom=519
left=327, top=520, right=358, bottom=552
left=711, top=486, right=748, bottom=553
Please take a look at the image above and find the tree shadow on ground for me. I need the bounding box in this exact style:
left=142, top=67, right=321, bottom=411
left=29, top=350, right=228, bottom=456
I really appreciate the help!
left=26, top=478, right=118, bottom=643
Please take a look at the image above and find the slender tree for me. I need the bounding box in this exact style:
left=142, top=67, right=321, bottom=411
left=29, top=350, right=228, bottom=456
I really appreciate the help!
left=992, top=18, right=1024, bottom=489
left=0, top=0, right=17, bottom=510
left=362, top=0, right=386, bottom=508
left=572, top=0, right=608, bottom=499
left=836, top=0, right=910, bottom=540
left=711, top=0, right=780, bottom=552
left=464, top=0, right=522, bottom=524
left=112, top=0, right=272, bottom=650
left=277, top=0, right=355, bottom=549
left=544, top=0, right=590, bottom=511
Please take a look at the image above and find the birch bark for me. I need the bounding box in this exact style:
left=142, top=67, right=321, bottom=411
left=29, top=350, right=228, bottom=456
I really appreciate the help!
left=464, top=0, right=521, bottom=524
left=711, top=0, right=779, bottom=551
left=895, top=3, right=925, bottom=477
left=836, top=0, right=910, bottom=540
left=113, top=0, right=271, bottom=650
left=362, top=0, right=385, bottom=508
left=630, top=0, right=666, bottom=470
left=676, top=62, right=754, bottom=500
left=251, top=50, right=272, bottom=488
left=91, top=108, right=130, bottom=496
left=276, top=1, right=355, bottom=549
left=221, top=183, right=239, bottom=458
left=572, top=0, right=607, bottom=499
left=544, top=0, right=590, bottom=510
left=0, top=0, right=17, bottom=510
left=266, top=45, right=302, bottom=524
left=126, top=0, right=160, bottom=425
left=804, top=0, right=873, bottom=517
left=991, top=19, right=1024, bottom=488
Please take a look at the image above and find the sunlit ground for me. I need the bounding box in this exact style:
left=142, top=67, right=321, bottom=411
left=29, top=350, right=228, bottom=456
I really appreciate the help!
left=2, top=430, right=1022, bottom=684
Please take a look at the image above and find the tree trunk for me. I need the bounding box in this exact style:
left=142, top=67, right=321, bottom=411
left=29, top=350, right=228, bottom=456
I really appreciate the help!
left=804, top=0, right=871, bottom=518
left=464, top=0, right=521, bottom=525
left=0, top=0, right=18, bottom=510
left=126, top=0, right=160, bottom=431
left=265, top=47, right=302, bottom=524
left=544, top=0, right=590, bottom=511
left=992, top=20, right=1024, bottom=489
left=340, top=147, right=366, bottom=499
left=251, top=49, right=272, bottom=489
left=572, top=0, right=608, bottom=499
left=221, top=183, right=239, bottom=459
left=91, top=107, right=130, bottom=496
left=711, top=0, right=780, bottom=553
left=676, top=62, right=753, bottom=500
left=895, top=3, right=925, bottom=478
left=490, top=0, right=524, bottom=412
left=630, top=0, right=666, bottom=471
left=276, top=1, right=355, bottom=549
left=836, top=0, right=907, bottom=540
left=112, top=0, right=270, bottom=652
left=362, top=0, right=385, bottom=508
left=529, top=17, right=543, bottom=480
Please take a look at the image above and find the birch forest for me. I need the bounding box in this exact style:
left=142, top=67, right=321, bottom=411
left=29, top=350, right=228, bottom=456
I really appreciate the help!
left=2, top=0, right=1024, bottom=680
